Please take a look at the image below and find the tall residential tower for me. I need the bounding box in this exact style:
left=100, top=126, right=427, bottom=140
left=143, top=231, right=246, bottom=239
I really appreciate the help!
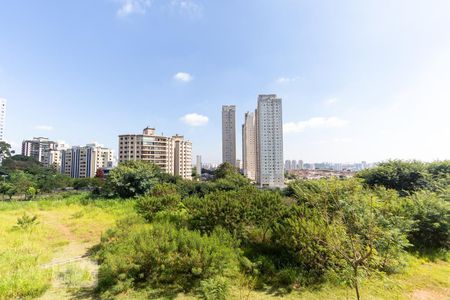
left=256, top=95, right=284, bottom=187
left=242, top=111, right=257, bottom=181
left=222, top=105, right=236, bottom=166
left=0, top=98, right=6, bottom=141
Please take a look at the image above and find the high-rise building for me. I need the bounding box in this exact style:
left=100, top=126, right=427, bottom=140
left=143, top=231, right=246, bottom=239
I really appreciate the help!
left=298, top=160, right=304, bottom=170
left=242, top=111, right=257, bottom=181
left=22, top=137, right=58, bottom=163
left=172, top=134, right=192, bottom=179
left=61, top=143, right=113, bottom=178
left=222, top=105, right=236, bottom=166
left=0, top=98, right=6, bottom=141
left=285, top=160, right=291, bottom=171
left=291, top=160, right=297, bottom=170
left=196, top=155, right=202, bottom=177
left=256, top=95, right=284, bottom=188
left=118, top=127, right=192, bottom=180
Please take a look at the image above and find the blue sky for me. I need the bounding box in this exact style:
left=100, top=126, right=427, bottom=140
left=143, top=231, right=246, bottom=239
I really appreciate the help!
left=1, top=0, right=449, bottom=163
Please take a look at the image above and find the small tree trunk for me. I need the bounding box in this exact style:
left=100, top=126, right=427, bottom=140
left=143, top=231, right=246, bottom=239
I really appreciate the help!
left=354, top=266, right=361, bottom=300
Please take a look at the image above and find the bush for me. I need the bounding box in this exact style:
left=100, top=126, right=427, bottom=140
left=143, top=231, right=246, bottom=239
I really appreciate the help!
left=199, top=276, right=229, bottom=300
left=105, top=161, right=161, bottom=198
left=405, top=191, right=449, bottom=251
left=96, top=220, right=240, bottom=296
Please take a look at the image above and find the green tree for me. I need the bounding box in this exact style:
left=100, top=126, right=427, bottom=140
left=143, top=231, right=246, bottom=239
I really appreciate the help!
left=0, top=141, right=12, bottom=158
left=9, top=171, right=36, bottom=199
left=404, top=191, right=449, bottom=251
left=357, top=160, right=431, bottom=195
left=106, top=161, right=161, bottom=198
left=0, top=182, right=14, bottom=200
left=283, top=179, right=410, bottom=300
left=214, top=162, right=239, bottom=179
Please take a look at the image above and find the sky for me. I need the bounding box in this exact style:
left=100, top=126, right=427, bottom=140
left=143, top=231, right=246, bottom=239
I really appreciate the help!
left=0, top=0, right=449, bottom=164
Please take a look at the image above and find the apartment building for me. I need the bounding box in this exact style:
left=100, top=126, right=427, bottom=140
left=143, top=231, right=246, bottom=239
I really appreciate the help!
left=256, top=95, right=284, bottom=188
left=222, top=105, right=236, bottom=166
left=242, top=111, right=257, bottom=181
left=61, top=143, right=113, bottom=178
left=22, top=137, right=58, bottom=164
left=0, top=98, right=6, bottom=141
left=118, top=127, right=192, bottom=180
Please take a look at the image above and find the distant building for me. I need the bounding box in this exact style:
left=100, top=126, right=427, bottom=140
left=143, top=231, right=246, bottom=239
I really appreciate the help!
left=61, top=143, right=113, bottom=178
left=22, top=137, right=58, bottom=164
left=118, top=127, right=192, bottom=180
left=196, top=155, right=202, bottom=176
left=256, top=95, right=284, bottom=188
left=285, top=160, right=291, bottom=171
left=298, top=160, right=304, bottom=170
left=0, top=98, right=6, bottom=141
left=222, top=105, right=236, bottom=166
left=242, top=111, right=257, bottom=181
left=291, top=160, right=297, bottom=170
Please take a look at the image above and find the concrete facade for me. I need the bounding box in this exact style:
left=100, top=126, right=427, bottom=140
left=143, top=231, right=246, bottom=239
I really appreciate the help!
left=256, top=95, right=284, bottom=188
left=222, top=105, right=236, bottom=166
left=242, top=111, right=257, bottom=181
left=118, top=127, right=192, bottom=180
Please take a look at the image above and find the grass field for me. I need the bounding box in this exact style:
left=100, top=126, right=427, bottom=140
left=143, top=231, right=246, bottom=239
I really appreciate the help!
left=0, top=194, right=448, bottom=300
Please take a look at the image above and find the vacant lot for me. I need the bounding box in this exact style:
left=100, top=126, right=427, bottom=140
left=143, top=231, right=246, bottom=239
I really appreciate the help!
left=0, top=194, right=448, bottom=300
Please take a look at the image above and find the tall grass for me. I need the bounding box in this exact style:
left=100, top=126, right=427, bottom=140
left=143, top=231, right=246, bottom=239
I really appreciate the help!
left=0, top=194, right=136, bottom=299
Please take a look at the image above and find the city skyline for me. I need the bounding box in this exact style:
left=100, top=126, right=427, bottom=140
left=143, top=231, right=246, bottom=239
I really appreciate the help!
left=1, top=1, right=450, bottom=163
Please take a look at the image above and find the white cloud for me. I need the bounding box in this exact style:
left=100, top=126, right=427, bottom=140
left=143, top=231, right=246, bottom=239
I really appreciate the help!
left=174, top=72, right=193, bottom=82
left=117, top=0, right=152, bottom=17
left=284, top=117, right=349, bottom=134
left=324, top=97, right=338, bottom=105
left=34, top=125, right=54, bottom=131
left=170, top=0, right=203, bottom=18
left=180, top=113, right=208, bottom=126
left=276, top=76, right=300, bottom=84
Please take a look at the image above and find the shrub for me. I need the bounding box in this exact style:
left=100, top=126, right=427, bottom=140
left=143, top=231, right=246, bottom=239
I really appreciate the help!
left=96, top=220, right=240, bottom=296
left=106, top=161, right=161, bottom=198
left=199, top=276, right=229, bottom=300
left=405, top=191, right=449, bottom=251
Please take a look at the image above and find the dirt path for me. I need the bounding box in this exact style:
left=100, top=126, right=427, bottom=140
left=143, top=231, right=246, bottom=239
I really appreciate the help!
left=37, top=211, right=99, bottom=300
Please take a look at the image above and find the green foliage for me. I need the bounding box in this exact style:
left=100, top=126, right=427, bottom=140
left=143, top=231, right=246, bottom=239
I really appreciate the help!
left=106, top=161, right=161, bottom=198
left=16, top=213, right=39, bottom=229
left=214, top=162, right=239, bottom=179
left=0, top=182, right=14, bottom=200
left=0, top=141, right=11, bottom=158
left=96, top=219, right=240, bottom=296
left=9, top=171, right=36, bottom=198
left=357, top=160, right=450, bottom=195
left=404, top=191, right=449, bottom=251
left=199, top=276, right=229, bottom=300
left=277, top=179, right=412, bottom=297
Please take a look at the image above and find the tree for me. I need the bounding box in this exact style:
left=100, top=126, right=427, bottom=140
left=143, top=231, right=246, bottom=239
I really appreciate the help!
left=0, top=141, right=12, bottom=159
left=106, top=161, right=161, bottom=198
left=357, top=160, right=431, bottom=195
left=0, top=182, right=14, bottom=200
left=9, top=171, right=36, bottom=200
left=283, top=179, right=410, bottom=300
left=214, top=162, right=239, bottom=179
left=404, top=191, right=449, bottom=251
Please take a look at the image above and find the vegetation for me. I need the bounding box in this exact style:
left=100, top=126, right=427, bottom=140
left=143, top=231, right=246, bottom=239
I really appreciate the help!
left=0, top=159, right=449, bottom=299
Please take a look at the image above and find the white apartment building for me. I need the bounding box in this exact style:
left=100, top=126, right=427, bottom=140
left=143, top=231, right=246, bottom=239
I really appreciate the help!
left=222, top=105, right=236, bottom=166
left=118, top=127, right=192, bottom=180
left=22, top=137, right=58, bottom=164
left=0, top=98, right=6, bottom=141
left=242, top=111, right=257, bottom=181
left=256, top=95, right=284, bottom=188
left=61, top=143, right=113, bottom=178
